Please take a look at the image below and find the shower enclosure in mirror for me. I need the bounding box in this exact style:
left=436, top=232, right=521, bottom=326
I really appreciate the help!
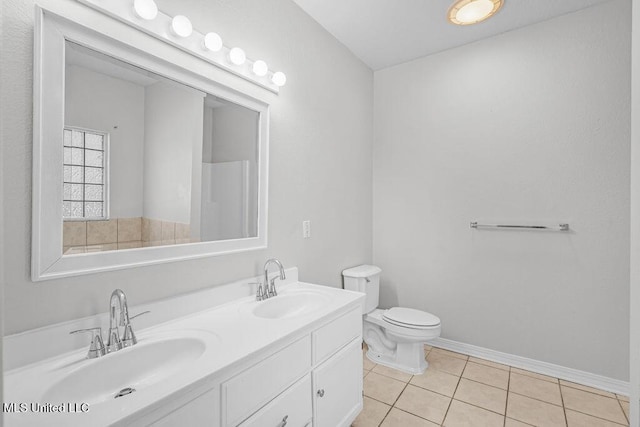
left=62, top=42, right=259, bottom=255
left=32, top=7, right=269, bottom=280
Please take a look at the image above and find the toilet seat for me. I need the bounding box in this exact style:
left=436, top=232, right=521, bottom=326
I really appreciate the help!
left=382, top=307, right=440, bottom=329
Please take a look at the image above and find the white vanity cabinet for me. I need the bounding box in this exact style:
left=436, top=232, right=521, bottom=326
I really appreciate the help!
left=220, top=305, right=363, bottom=427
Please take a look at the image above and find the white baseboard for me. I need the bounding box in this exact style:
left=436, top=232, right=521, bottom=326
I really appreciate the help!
left=430, top=337, right=629, bottom=396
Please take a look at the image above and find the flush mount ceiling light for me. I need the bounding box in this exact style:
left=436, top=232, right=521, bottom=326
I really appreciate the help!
left=448, top=0, right=503, bottom=25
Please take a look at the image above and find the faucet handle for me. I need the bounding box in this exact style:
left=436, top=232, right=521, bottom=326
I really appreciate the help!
left=250, top=282, right=265, bottom=301
left=129, top=310, right=151, bottom=321
left=70, top=327, right=105, bottom=359
left=122, top=311, right=150, bottom=348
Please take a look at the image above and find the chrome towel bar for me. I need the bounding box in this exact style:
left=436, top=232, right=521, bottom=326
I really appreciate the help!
left=470, top=222, right=569, bottom=231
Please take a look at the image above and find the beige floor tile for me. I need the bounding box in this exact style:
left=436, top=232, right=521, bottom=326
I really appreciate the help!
left=380, top=408, right=439, bottom=427
left=363, top=369, right=369, bottom=378
left=454, top=378, right=507, bottom=415
left=561, top=386, right=627, bottom=425
left=509, top=372, right=563, bottom=406
left=426, top=351, right=467, bottom=376
left=507, top=393, right=567, bottom=427
left=410, top=367, right=460, bottom=397
left=352, top=396, right=391, bottom=427
left=566, top=409, right=628, bottom=426
left=505, top=418, right=534, bottom=427
left=462, top=362, right=509, bottom=390
left=424, top=344, right=433, bottom=351
left=616, top=394, right=629, bottom=403
left=364, top=372, right=407, bottom=405
left=620, top=400, right=629, bottom=422
left=395, top=384, right=451, bottom=425
left=430, top=348, right=469, bottom=361
left=511, top=367, right=558, bottom=384
left=468, top=356, right=510, bottom=371
left=560, top=380, right=616, bottom=398
left=443, top=400, right=504, bottom=427
left=372, top=364, right=413, bottom=382
left=363, top=352, right=376, bottom=370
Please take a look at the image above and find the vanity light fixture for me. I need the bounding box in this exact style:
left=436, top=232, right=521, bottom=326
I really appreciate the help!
left=203, top=32, right=223, bottom=52
left=171, top=15, right=193, bottom=38
left=272, top=71, right=287, bottom=87
left=448, top=0, right=503, bottom=25
left=132, top=0, right=158, bottom=20
left=229, top=47, right=246, bottom=66
left=76, top=0, right=286, bottom=92
left=252, top=60, right=268, bottom=77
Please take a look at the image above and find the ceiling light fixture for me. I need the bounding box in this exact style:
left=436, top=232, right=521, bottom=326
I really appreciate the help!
left=448, top=0, right=503, bottom=25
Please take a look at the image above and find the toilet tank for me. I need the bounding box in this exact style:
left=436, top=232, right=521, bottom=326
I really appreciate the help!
left=342, top=265, right=382, bottom=314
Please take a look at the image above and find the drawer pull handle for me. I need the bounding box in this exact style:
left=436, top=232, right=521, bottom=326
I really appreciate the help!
left=317, top=389, right=325, bottom=397
left=280, top=415, right=289, bottom=426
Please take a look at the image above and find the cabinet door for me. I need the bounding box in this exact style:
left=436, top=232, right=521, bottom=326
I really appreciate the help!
left=312, top=338, right=363, bottom=427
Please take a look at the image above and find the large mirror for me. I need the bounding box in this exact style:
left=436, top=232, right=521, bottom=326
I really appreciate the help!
left=63, top=42, right=259, bottom=254
left=32, top=8, right=269, bottom=280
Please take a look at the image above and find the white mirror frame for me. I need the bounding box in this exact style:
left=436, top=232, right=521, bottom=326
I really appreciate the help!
left=32, top=6, right=269, bottom=281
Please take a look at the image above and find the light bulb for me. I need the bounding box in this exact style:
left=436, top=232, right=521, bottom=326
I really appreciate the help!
left=171, top=15, right=193, bottom=38
left=252, top=60, right=268, bottom=77
left=272, top=71, right=287, bottom=87
left=203, top=32, right=223, bottom=52
left=229, top=47, right=246, bottom=66
left=133, top=0, right=158, bottom=20
left=448, top=0, right=503, bottom=25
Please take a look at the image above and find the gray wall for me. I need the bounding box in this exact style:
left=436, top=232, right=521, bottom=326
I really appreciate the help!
left=1, top=0, right=373, bottom=334
left=373, top=0, right=630, bottom=380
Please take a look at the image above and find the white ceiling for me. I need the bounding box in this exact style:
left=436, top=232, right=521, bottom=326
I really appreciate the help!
left=292, top=0, right=613, bottom=70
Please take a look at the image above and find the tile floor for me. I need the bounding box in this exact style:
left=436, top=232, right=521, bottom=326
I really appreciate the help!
left=353, top=345, right=630, bottom=427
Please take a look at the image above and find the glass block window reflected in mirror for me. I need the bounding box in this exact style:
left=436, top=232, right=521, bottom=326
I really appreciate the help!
left=62, top=128, right=109, bottom=220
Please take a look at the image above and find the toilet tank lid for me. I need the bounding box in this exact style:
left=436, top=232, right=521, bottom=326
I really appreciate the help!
left=342, top=265, right=382, bottom=278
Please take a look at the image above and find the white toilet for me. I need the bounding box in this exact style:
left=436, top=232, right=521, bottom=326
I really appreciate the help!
left=343, top=265, right=441, bottom=375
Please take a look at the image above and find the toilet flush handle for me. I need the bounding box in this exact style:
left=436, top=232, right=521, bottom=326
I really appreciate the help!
left=365, top=277, right=371, bottom=283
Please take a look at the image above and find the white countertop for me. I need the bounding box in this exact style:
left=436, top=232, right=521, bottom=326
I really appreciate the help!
left=3, top=279, right=365, bottom=426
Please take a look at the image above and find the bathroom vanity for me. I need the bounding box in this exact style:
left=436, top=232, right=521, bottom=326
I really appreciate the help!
left=4, top=269, right=365, bottom=426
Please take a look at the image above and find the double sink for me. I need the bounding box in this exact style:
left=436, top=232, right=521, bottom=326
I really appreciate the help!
left=6, top=282, right=337, bottom=422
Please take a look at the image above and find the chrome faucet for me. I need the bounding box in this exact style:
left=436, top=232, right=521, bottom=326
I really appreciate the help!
left=259, top=258, right=286, bottom=300
left=71, top=289, right=149, bottom=358
left=106, top=289, right=128, bottom=352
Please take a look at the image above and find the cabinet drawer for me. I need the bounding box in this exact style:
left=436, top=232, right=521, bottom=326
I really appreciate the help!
left=222, top=335, right=311, bottom=426
left=239, top=375, right=312, bottom=427
left=312, top=306, right=361, bottom=364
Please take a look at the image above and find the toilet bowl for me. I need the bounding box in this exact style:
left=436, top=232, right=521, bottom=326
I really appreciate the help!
left=342, top=265, right=441, bottom=375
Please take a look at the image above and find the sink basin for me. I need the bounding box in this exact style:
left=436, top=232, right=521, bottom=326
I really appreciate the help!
left=42, top=333, right=210, bottom=405
left=252, top=290, right=332, bottom=319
